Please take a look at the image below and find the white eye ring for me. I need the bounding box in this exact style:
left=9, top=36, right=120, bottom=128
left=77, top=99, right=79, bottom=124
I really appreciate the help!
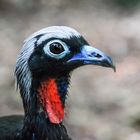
left=43, top=40, right=70, bottom=59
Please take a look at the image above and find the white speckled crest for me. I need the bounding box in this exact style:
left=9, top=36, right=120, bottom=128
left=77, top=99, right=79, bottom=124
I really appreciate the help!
left=15, top=37, right=36, bottom=105
left=26, top=26, right=81, bottom=45
left=15, top=26, right=81, bottom=106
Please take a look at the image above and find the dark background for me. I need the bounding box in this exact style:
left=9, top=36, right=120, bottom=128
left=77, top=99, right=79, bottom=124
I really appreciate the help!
left=0, top=0, right=140, bottom=140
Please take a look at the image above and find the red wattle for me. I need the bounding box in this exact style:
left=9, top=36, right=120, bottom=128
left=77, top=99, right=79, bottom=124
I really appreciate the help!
left=38, top=79, right=64, bottom=124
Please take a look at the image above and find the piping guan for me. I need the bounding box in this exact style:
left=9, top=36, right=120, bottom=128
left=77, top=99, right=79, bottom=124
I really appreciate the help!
left=0, top=26, right=115, bottom=140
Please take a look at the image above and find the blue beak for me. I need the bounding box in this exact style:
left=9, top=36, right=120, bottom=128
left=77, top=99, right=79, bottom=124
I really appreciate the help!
left=68, top=45, right=116, bottom=71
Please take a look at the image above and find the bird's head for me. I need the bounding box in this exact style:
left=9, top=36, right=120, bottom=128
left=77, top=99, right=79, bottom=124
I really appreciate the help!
left=15, top=26, right=115, bottom=124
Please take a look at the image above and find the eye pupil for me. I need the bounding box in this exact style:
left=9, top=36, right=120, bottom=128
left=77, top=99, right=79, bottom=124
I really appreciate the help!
left=50, top=42, right=64, bottom=54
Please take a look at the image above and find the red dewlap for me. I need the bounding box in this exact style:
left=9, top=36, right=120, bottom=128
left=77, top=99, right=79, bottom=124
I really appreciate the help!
left=38, top=79, right=64, bottom=124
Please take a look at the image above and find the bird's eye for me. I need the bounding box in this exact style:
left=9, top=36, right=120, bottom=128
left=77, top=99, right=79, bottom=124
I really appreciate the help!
left=43, top=40, right=70, bottom=59
left=49, top=42, right=64, bottom=54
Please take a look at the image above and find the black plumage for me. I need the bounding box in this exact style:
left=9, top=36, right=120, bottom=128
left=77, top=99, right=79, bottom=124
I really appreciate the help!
left=0, top=26, right=115, bottom=140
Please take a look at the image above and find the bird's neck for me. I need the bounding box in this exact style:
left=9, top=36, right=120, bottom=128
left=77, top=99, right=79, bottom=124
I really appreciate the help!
left=21, top=113, right=71, bottom=140
left=20, top=74, right=71, bottom=140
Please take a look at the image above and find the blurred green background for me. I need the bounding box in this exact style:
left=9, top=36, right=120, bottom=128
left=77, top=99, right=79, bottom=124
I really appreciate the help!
left=0, top=0, right=140, bottom=140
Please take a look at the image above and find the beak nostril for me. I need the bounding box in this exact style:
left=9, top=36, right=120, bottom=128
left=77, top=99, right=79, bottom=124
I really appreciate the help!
left=96, top=53, right=102, bottom=58
left=90, top=52, right=102, bottom=58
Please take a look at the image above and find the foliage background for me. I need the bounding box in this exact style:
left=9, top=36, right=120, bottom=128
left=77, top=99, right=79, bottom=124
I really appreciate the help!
left=0, top=0, right=140, bottom=140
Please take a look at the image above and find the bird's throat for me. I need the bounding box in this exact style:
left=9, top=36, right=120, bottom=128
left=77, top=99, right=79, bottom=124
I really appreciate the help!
left=38, top=77, right=69, bottom=124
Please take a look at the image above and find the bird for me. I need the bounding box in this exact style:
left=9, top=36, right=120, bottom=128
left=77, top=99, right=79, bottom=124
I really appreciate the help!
left=0, top=26, right=115, bottom=140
